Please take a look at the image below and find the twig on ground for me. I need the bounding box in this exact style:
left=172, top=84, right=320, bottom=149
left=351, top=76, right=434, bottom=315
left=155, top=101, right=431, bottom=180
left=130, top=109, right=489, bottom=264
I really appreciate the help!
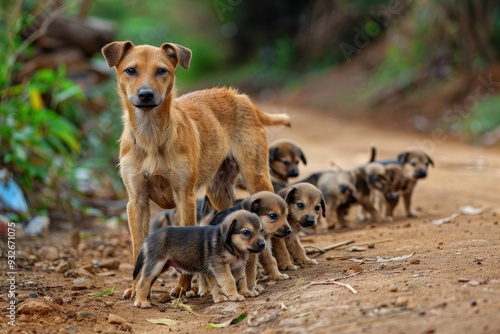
left=305, top=239, right=355, bottom=255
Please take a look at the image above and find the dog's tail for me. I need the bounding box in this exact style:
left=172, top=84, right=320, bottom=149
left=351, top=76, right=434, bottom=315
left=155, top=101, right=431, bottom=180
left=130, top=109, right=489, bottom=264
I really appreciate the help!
left=369, top=146, right=376, bottom=163
left=256, top=108, right=291, bottom=127
left=133, top=248, right=145, bottom=280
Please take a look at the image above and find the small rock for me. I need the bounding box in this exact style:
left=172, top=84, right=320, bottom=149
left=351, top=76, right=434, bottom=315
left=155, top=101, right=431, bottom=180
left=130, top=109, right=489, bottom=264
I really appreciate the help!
left=467, top=280, right=480, bottom=286
left=470, top=300, right=477, bottom=307
left=17, top=299, right=54, bottom=315
left=53, top=316, right=64, bottom=324
left=39, top=246, right=60, bottom=261
left=28, top=293, right=38, bottom=298
left=53, top=296, right=64, bottom=305
left=157, top=294, right=172, bottom=303
left=410, top=259, right=420, bottom=265
left=77, top=311, right=96, bottom=321
left=394, top=296, right=409, bottom=307
left=367, top=243, right=375, bottom=249
left=120, top=323, right=132, bottom=331
left=66, top=310, right=77, bottom=318
left=389, top=285, right=398, bottom=292
left=95, top=259, right=120, bottom=270
left=158, top=304, right=167, bottom=312
left=105, top=301, right=115, bottom=307
left=56, top=261, right=70, bottom=273
left=108, top=313, right=126, bottom=325
left=71, top=230, right=80, bottom=248
left=65, top=269, right=78, bottom=278
left=78, top=267, right=94, bottom=277
left=102, top=246, right=115, bottom=258
left=326, top=256, right=334, bottom=261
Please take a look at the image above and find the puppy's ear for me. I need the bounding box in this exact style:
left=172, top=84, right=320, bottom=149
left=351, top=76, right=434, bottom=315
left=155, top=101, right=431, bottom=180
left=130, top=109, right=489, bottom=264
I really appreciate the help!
left=298, top=148, right=307, bottom=165
left=250, top=198, right=262, bottom=213
left=426, top=154, right=435, bottom=167
left=283, top=187, right=297, bottom=204
left=397, top=152, right=410, bottom=165
left=319, top=193, right=326, bottom=218
left=102, top=41, right=134, bottom=67
left=221, top=218, right=237, bottom=244
left=269, top=146, right=279, bottom=163
left=161, top=43, right=192, bottom=70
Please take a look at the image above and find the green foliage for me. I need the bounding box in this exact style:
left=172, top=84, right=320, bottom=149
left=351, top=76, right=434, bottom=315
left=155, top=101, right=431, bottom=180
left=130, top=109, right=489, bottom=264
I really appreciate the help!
left=461, top=96, right=500, bottom=136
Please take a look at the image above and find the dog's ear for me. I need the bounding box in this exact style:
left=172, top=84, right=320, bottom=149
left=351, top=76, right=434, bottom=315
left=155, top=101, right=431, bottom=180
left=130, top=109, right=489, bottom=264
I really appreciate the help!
left=319, top=193, right=326, bottom=218
left=221, top=218, right=237, bottom=244
left=102, top=41, right=134, bottom=67
left=269, top=146, right=279, bottom=163
left=298, top=147, right=307, bottom=165
left=161, top=43, right=192, bottom=70
left=425, top=153, right=435, bottom=167
left=397, top=152, right=410, bottom=165
left=283, top=187, right=297, bottom=204
left=250, top=198, right=262, bottom=213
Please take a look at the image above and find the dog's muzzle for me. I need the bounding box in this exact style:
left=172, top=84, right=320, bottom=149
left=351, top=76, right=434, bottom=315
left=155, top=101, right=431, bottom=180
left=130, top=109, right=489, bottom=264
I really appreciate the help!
left=249, top=240, right=266, bottom=253
left=414, top=168, right=427, bottom=179
left=130, top=88, right=161, bottom=109
left=274, top=225, right=292, bottom=238
left=287, top=168, right=299, bottom=177
left=301, top=215, right=317, bottom=227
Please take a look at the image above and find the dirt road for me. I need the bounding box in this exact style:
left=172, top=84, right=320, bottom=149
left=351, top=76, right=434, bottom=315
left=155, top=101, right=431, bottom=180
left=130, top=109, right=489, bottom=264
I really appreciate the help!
left=2, top=105, right=500, bottom=334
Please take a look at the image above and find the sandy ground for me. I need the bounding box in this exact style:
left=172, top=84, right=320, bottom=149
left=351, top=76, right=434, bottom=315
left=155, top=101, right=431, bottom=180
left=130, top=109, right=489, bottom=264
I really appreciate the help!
left=1, top=104, right=500, bottom=334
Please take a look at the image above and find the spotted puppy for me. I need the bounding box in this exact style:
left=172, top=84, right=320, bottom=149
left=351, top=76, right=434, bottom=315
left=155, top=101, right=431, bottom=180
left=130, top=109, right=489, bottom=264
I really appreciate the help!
left=129, top=210, right=265, bottom=307
left=273, top=183, right=326, bottom=270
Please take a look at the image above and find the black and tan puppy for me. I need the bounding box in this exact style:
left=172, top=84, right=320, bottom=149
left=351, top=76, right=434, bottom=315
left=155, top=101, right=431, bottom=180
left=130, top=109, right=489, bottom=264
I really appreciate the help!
left=370, top=147, right=434, bottom=217
left=196, top=191, right=292, bottom=297
left=269, top=139, right=307, bottom=192
left=128, top=210, right=265, bottom=307
left=273, top=183, right=326, bottom=270
left=151, top=196, right=215, bottom=231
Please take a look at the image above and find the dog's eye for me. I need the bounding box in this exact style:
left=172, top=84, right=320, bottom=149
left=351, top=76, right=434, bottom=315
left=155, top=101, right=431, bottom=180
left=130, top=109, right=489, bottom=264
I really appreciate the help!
left=156, top=68, right=168, bottom=76
left=261, top=229, right=265, bottom=236
left=125, top=68, right=136, bottom=76
left=242, top=230, right=252, bottom=237
left=268, top=213, right=278, bottom=220
left=410, top=161, right=417, bottom=167
left=314, top=205, right=321, bottom=212
left=296, top=202, right=305, bottom=210
left=281, top=160, right=290, bottom=166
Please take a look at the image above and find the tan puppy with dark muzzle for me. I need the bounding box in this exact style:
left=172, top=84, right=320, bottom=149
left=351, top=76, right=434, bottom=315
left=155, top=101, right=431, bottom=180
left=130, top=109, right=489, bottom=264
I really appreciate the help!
left=268, top=139, right=307, bottom=192
left=130, top=210, right=266, bottom=307
left=273, top=183, right=326, bottom=270
left=101, top=42, right=290, bottom=298
left=370, top=147, right=434, bottom=217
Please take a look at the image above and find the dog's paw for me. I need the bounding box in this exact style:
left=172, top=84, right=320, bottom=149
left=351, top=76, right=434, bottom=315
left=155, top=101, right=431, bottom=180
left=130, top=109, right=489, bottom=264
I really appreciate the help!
left=227, top=294, right=245, bottom=302
left=169, top=286, right=183, bottom=298
left=269, top=273, right=290, bottom=281
left=407, top=211, right=420, bottom=218
left=279, top=263, right=299, bottom=271
left=239, top=289, right=256, bottom=298
left=212, top=293, right=228, bottom=303
left=134, top=300, right=152, bottom=308
left=299, top=258, right=318, bottom=266
left=122, top=288, right=135, bottom=300
left=186, top=290, right=197, bottom=298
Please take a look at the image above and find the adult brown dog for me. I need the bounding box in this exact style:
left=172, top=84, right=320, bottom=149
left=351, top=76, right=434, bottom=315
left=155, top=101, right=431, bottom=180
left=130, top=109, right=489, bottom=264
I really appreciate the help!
left=101, top=41, right=290, bottom=295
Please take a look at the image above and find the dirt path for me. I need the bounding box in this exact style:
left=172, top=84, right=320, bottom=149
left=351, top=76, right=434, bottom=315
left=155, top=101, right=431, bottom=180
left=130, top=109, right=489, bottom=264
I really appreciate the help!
left=2, top=105, right=500, bottom=334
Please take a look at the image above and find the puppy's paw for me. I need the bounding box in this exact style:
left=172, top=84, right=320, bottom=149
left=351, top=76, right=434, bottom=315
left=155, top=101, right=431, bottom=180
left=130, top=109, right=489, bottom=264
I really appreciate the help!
left=186, top=290, right=197, bottom=298
left=300, top=258, right=318, bottom=266
left=227, top=293, right=245, bottom=302
left=134, top=300, right=152, bottom=308
left=239, top=289, right=256, bottom=298
left=169, top=286, right=183, bottom=298
left=408, top=211, right=420, bottom=218
left=278, top=263, right=299, bottom=271
left=252, top=285, right=265, bottom=294
left=122, top=288, right=135, bottom=300
left=269, top=273, right=290, bottom=281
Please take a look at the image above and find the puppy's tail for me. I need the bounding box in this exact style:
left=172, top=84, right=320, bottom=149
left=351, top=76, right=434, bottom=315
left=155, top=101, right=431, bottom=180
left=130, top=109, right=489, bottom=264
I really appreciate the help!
left=133, top=248, right=145, bottom=280
left=256, top=108, right=291, bottom=127
left=369, top=146, right=376, bottom=163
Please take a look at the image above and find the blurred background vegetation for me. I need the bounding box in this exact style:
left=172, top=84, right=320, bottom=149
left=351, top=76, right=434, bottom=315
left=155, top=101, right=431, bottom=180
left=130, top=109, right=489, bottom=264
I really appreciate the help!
left=1, top=0, right=500, bottom=225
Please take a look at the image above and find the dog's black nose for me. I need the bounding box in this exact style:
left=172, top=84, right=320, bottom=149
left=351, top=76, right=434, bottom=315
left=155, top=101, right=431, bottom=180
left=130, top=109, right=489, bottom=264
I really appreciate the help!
left=138, top=89, right=155, bottom=102
left=285, top=227, right=292, bottom=236
left=305, top=215, right=316, bottom=227
left=258, top=240, right=266, bottom=250
left=386, top=192, right=399, bottom=201
left=287, top=168, right=299, bottom=177
left=415, top=168, right=427, bottom=179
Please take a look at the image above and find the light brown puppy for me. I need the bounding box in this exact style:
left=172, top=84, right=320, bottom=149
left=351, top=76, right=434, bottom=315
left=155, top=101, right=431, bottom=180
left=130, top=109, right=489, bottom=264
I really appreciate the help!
left=268, top=139, right=307, bottom=192
left=273, top=183, right=326, bottom=270
left=130, top=210, right=266, bottom=307
left=101, top=41, right=290, bottom=297
left=370, top=148, right=434, bottom=218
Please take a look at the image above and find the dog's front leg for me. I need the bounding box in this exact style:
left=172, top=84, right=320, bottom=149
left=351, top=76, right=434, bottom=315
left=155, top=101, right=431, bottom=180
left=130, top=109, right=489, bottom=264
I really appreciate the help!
left=285, top=235, right=317, bottom=266
left=175, top=188, right=198, bottom=226
left=273, top=238, right=298, bottom=271
left=234, top=264, right=255, bottom=297
left=402, top=184, right=419, bottom=217
left=245, top=254, right=261, bottom=295
left=211, top=264, right=244, bottom=302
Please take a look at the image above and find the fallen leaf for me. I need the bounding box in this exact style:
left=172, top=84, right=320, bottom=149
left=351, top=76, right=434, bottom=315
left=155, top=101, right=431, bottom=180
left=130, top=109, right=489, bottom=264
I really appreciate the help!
left=206, top=312, right=248, bottom=329
left=459, top=206, right=485, bottom=215
left=146, top=318, right=177, bottom=326
left=350, top=253, right=415, bottom=263
left=432, top=213, right=460, bottom=225
left=94, top=287, right=115, bottom=298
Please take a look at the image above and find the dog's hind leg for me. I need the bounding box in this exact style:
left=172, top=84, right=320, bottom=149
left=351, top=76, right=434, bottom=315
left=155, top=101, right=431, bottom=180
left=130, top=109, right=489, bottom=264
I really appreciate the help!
left=170, top=274, right=193, bottom=298
left=234, top=138, right=274, bottom=194
left=206, top=157, right=239, bottom=210
left=134, top=260, right=170, bottom=309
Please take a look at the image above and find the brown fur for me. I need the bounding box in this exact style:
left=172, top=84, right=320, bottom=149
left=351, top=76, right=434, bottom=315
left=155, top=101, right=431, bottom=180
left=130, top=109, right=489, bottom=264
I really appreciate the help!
left=269, top=139, right=307, bottom=191
left=128, top=210, right=266, bottom=307
left=273, top=183, right=326, bottom=270
left=101, top=41, right=290, bottom=289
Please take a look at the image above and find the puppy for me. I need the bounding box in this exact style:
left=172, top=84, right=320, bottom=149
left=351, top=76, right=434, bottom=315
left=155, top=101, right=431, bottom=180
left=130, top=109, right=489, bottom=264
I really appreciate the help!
left=129, top=210, right=265, bottom=307
left=102, top=42, right=290, bottom=298
left=196, top=191, right=291, bottom=297
left=268, top=139, right=307, bottom=192
left=370, top=147, right=434, bottom=217
left=272, top=183, right=326, bottom=270
left=301, top=163, right=389, bottom=228
left=151, top=196, right=215, bottom=231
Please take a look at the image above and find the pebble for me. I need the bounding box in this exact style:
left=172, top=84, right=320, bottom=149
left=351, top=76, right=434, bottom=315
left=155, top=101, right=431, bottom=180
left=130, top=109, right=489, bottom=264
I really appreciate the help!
left=56, top=261, right=70, bottom=273
left=394, top=296, right=409, bottom=307
left=158, top=304, right=167, bottom=312
left=102, top=246, right=115, bottom=258
left=120, top=323, right=132, bottom=331
left=77, top=311, right=96, bottom=321
left=17, top=299, right=54, bottom=315
left=28, top=293, right=38, bottom=298
left=71, top=230, right=80, bottom=248
left=367, top=243, right=375, bottom=249
left=96, top=259, right=120, bottom=270
left=108, top=313, right=127, bottom=325
left=467, top=280, right=480, bottom=286
left=53, top=296, right=64, bottom=305
left=389, top=285, right=398, bottom=292
left=470, top=300, right=477, bottom=307
left=53, top=316, right=64, bottom=324
left=66, top=310, right=77, bottom=318
left=39, top=246, right=60, bottom=261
